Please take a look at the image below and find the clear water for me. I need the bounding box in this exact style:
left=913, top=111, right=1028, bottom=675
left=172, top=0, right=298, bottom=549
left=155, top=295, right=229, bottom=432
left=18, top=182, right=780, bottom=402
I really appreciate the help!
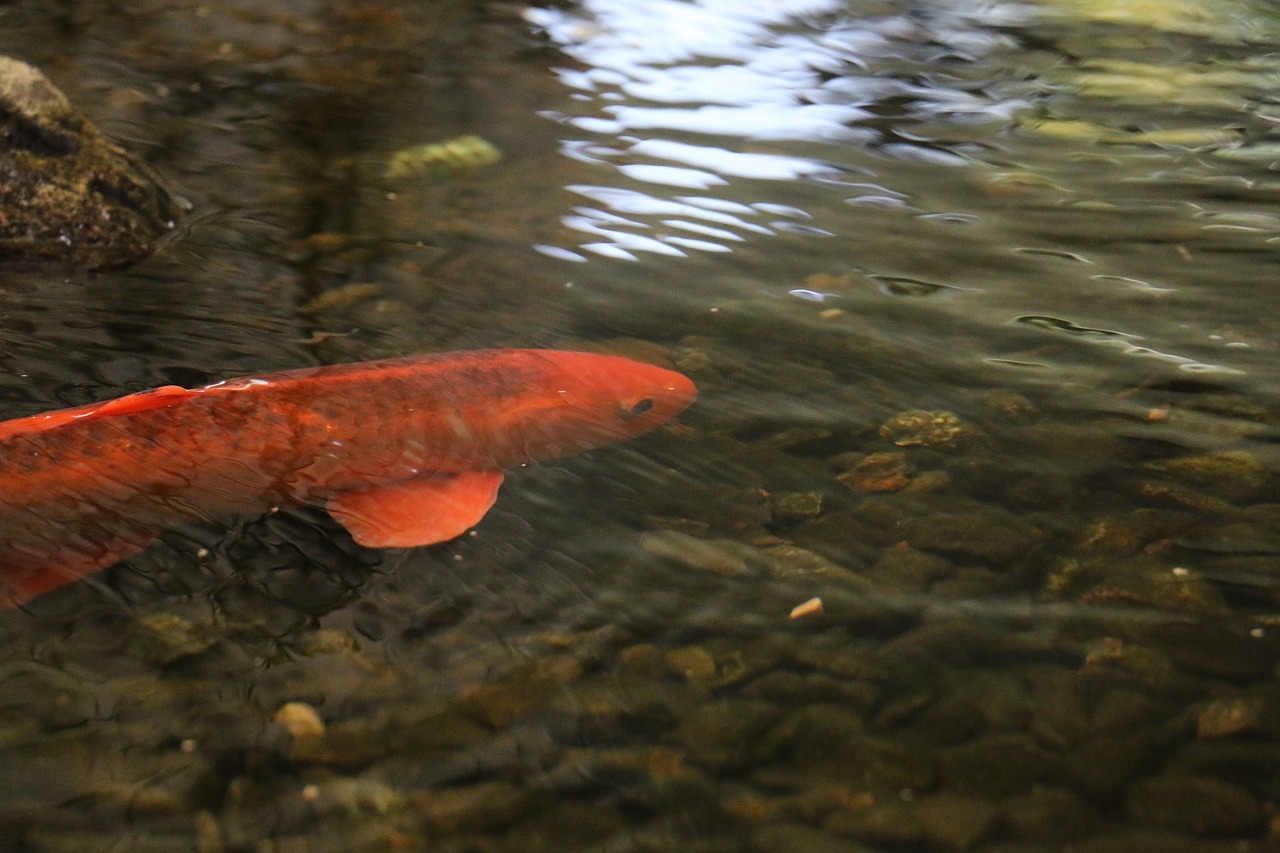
left=2, top=0, right=1280, bottom=850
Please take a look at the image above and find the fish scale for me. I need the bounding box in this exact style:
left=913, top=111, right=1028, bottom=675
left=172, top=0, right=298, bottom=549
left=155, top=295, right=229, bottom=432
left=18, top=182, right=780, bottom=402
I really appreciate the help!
left=0, top=349, right=696, bottom=607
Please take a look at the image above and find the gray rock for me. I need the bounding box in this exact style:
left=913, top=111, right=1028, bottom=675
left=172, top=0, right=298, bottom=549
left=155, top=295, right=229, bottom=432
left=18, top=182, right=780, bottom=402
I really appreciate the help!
left=751, top=823, right=878, bottom=853
left=1124, top=774, right=1263, bottom=836
left=770, top=491, right=825, bottom=521
left=639, top=529, right=763, bottom=577
left=0, top=56, right=179, bottom=269
left=1062, top=734, right=1168, bottom=802
left=1000, top=786, right=1100, bottom=842
left=678, top=699, right=782, bottom=772
left=938, top=732, right=1055, bottom=797
left=825, top=793, right=997, bottom=850
left=789, top=706, right=937, bottom=792
left=410, top=781, right=535, bottom=832
left=1143, top=451, right=1269, bottom=503
left=864, top=545, right=955, bottom=593
left=740, top=670, right=881, bottom=712
left=897, top=509, right=1043, bottom=565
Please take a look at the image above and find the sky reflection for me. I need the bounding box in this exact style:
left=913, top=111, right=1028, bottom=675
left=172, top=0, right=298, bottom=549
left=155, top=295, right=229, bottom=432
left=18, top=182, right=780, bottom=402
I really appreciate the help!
left=525, top=0, right=1028, bottom=260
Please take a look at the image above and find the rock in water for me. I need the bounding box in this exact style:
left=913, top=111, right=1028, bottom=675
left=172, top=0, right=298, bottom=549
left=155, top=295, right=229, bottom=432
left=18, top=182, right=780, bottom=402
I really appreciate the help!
left=0, top=56, right=179, bottom=270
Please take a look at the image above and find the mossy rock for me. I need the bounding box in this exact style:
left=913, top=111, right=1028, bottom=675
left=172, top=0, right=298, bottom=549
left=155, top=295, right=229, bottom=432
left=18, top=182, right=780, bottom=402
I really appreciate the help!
left=0, top=56, right=179, bottom=270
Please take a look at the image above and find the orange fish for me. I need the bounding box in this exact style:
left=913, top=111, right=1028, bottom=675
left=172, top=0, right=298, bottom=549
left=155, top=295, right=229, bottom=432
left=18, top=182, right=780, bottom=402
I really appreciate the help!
left=0, top=349, right=697, bottom=607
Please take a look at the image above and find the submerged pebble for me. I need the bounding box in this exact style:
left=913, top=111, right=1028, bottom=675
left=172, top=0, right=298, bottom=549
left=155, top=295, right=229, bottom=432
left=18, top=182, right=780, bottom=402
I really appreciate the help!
left=1001, top=786, right=1101, bottom=842
left=638, top=529, right=762, bottom=576
left=1124, top=774, right=1263, bottom=836
left=1075, top=558, right=1227, bottom=613
left=666, top=646, right=718, bottom=681
left=287, top=719, right=385, bottom=769
left=864, top=544, right=955, bottom=593
left=411, top=781, right=535, bottom=832
left=837, top=452, right=916, bottom=493
left=274, top=702, right=326, bottom=739
left=879, top=410, right=968, bottom=448
left=938, top=732, right=1056, bottom=797
left=678, top=700, right=782, bottom=772
left=304, top=777, right=401, bottom=817
left=298, top=283, right=383, bottom=316
left=770, top=491, right=825, bottom=521
left=789, top=597, right=824, bottom=619
left=128, top=613, right=221, bottom=663
left=384, top=134, right=501, bottom=182
left=896, top=509, right=1043, bottom=565
left=751, top=823, right=870, bottom=853
left=1143, top=451, right=1269, bottom=503
left=1196, top=696, right=1271, bottom=739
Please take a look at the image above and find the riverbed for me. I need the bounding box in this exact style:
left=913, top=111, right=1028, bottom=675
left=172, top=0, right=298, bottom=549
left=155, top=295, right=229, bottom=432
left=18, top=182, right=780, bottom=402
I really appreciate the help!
left=1, top=1, right=1279, bottom=850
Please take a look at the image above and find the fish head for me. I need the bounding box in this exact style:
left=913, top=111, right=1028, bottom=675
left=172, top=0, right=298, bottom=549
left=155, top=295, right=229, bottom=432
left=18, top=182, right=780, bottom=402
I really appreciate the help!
left=487, top=350, right=697, bottom=464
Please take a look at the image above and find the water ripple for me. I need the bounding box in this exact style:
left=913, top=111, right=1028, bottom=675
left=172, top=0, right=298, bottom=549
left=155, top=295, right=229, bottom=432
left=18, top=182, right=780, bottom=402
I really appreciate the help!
left=526, top=0, right=1027, bottom=260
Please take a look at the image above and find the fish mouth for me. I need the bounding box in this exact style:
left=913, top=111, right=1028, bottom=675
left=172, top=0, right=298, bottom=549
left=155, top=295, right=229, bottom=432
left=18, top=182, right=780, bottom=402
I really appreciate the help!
left=666, top=373, right=699, bottom=411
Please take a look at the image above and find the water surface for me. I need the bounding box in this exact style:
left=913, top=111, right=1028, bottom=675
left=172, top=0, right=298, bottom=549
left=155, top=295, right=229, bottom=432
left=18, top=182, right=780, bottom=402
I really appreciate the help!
left=1, top=0, right=1280, bottom=850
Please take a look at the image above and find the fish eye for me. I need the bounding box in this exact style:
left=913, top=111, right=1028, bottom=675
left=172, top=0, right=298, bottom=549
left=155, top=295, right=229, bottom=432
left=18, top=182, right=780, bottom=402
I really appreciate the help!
left=623, top=397, right=655, bottom=417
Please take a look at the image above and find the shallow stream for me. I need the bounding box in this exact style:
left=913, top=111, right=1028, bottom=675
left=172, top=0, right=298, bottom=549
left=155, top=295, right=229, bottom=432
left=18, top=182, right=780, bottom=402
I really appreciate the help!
left=2, top=0, right=1280, bottom=850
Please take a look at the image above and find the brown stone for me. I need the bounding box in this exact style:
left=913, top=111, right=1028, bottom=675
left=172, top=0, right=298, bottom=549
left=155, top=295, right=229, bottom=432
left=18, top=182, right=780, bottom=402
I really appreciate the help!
left=838, top=452, right=915, bottom=493
left=1125, top=774, right=1263, bottom=836
left=0, top=56, right=179, bottom=270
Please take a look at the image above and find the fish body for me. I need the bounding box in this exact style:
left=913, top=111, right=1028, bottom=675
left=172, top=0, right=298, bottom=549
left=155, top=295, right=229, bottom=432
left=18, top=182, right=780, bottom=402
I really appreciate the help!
left=0, top=349, right=696, bottom=606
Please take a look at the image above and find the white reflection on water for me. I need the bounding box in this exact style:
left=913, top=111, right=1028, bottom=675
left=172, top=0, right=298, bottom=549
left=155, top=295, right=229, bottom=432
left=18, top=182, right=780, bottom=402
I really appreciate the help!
left=614, top=163, right=727, bottom=188
left=573, top=103, right=870, bottom=140
left=630, top=140, right=838, bottom=181
left=546, top=185, right=780, bottom=260
left=571, top=186, right=774, bottom=234
left=525, top=0, right=1029, bottom=260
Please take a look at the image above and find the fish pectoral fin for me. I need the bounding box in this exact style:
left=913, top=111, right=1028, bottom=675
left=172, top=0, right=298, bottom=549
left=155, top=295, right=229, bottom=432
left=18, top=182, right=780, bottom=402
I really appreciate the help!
left=326, top=471, right=505, bottom=549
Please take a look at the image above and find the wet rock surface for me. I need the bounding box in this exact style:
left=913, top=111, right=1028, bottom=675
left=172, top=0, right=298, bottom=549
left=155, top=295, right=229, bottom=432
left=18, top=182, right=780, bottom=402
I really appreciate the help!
left=0, top=56, right=179, bottom=269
